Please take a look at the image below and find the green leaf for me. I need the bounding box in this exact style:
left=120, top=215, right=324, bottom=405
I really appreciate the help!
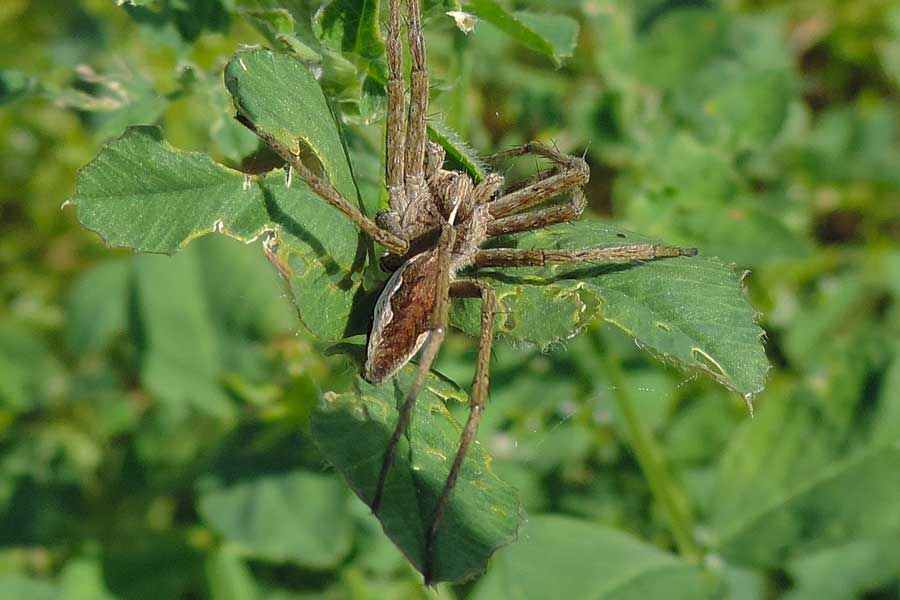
left=102, top=533, right=202, bottom=600
left=427, top=117, right=488, bottom=181
left=224, top=47, right=359, bottom=203
left=238, top=8, right=322, bottom=61
left=717, top=444, right=900, bottom=566
left=64, top=259, right=130, bottom=355
left=614, top=133, right=811, bottom=266
left=784, top=538, right=900, bottom=600
left=705, top=69, right=792, bottom=148
left=627, top=9, right=726, bottom=90
left=198, top=471, right=353, bottom=568
left=456, top=220, right=768, bottom=395
left=72, top=126, right=268, bottom=252
left=674, top=67, right=792, bottom=150
left=192, top=235, right=295, bottom=343
left=224, top=47, right=373, bottom=338
left=313, top=0, right=385, bottom=61
left=465, top=0, right=579, bottom=66
left=239, top=8, right=295, bottom=38
left=54, top=64, right=168, bottom=141
left=310, top=365, right=522, bottom=584
left=62, top=236, right=293, bottom=428
left=470, top=515, right=722, bottom=600
left=515, top=12, right=579, bottom=59
left=709, top=389, right=832, bottom=552
left=133, top=251, right=234, bottom=421
left=71, top=125, right=363, bottom=341
left=121, top=0, right=231, bottom=46
left=710, top=390, right=900, bottom=567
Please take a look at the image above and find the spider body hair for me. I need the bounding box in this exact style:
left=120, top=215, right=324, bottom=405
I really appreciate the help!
left=365, top=142, right=498, bottom=383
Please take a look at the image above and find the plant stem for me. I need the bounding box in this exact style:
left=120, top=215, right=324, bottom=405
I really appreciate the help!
left=600, top=348, right=703, bottom=561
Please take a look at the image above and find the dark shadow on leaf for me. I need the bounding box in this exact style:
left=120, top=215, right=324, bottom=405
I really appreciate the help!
left=467, top=260, right=641, bottom=287
left=325, top=340, right=366, bottom=366
left=260, top=183, right=347, bottom=282
left=123, top=0, right=230, bottom=43
left=547, top=261, right=650, bottom=283
left=341, top=253, right=380, bottom=339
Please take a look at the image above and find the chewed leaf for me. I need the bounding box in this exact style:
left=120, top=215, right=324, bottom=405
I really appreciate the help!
left=224, top=47, right=359, bottom=203
left=70, top=126, right=364, bottom=341
left=463, top=220, right=768, bottom=395
left=72, top=126, right=267, bottom=252
left=310, top=365, right=523, bottom=584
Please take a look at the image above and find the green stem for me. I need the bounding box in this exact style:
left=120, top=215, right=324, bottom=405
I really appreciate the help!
left=600, top=348, right=702, bottom=561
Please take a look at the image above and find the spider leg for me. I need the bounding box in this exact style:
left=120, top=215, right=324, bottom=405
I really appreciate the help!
left=370, top=225, right=456, bottom=513
left=424, top=279, right=496, bottom=585
left=405, top=0, right=429, bottom=186
left=386, top=0, right=408, bottom=212
left=474, top=245, right=699, bottom=268
left=500, top=166, right=557, bottom=196
left=487, top=142, right=589, bottom=219
left=236, top=116, right=409, bottom=255
left=473, top=172, right=505, bottom=205
left=487, top=189, right=586, bottom=237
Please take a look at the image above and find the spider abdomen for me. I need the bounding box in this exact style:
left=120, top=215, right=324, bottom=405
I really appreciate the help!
left=365, top=249, right=441, bottom=383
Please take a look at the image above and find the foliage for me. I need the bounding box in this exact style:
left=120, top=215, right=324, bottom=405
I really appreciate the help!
left=1, top=0, right=899, bottom=598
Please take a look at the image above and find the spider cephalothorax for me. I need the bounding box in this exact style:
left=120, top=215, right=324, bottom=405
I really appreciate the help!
left=237, top=0, right=696, bottom=584
left=365, top=140, right=505, bottom=383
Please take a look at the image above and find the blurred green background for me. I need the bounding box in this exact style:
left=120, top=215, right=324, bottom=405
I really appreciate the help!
left=2, top=0, right=900, bottom=598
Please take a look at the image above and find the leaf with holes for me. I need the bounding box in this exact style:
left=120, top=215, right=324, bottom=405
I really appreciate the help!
left=452, top=220, right=768, bottom=396
left=70, top=91, right=364, bottom=341
left=224, top=47, right=358, bottom=202
left=310, top=364, right=523, bottom=584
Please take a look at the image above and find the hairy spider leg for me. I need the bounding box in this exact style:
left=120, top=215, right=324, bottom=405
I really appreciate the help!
left=385, top=0, right=408, bottom=212
left=474, top=245, right=699, bottom=268
left=405, top=0, right=429, bottom=186
left=484, top=143, right=698, bottom=257
left=488, top=188, right=587, bottom=237
left=424, top=279, right=497, bottom=585
left=370, top=225, right=456, bottom=513
left=235, top=115, right=408, bottom=255
left=487, top=142, right=590, bottom=218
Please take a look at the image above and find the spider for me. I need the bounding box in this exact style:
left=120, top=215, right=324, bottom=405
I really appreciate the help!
left=238, top=0, right=697, bottom=583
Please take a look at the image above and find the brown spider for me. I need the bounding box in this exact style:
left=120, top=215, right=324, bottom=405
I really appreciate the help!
left=238, top=0, right=696, bottom=583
